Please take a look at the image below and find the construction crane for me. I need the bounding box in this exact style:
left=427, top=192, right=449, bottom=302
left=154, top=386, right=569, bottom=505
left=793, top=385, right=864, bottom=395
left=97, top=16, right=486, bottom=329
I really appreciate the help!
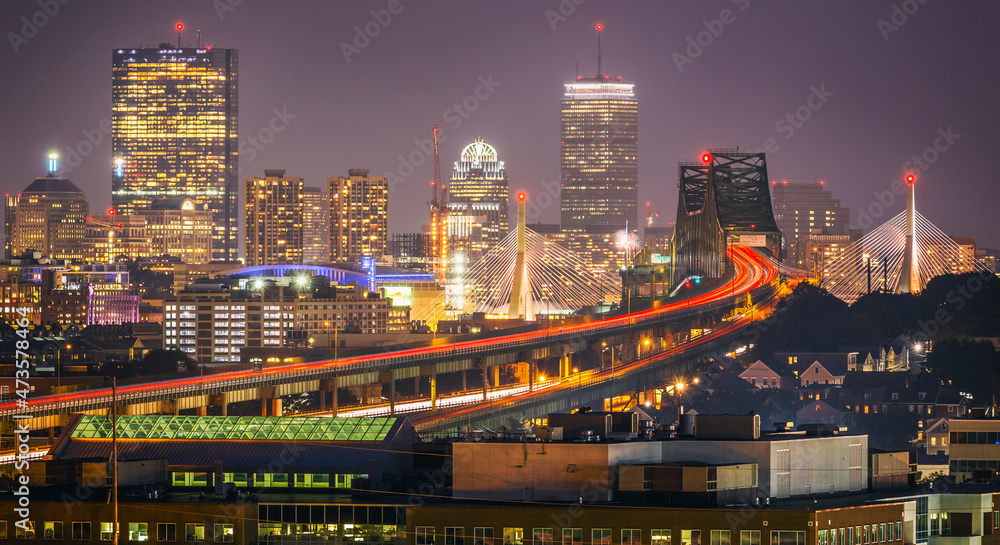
left=644, top=201, right=660, bottom=227
left=85, top=210, right=125, bottom=264
left=429, top=125, right=448, bottom=285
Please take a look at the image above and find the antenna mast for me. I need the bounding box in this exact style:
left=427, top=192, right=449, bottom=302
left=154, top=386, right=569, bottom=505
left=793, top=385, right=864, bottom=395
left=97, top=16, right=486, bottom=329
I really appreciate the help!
left=596, top=23, right=603, bottom=77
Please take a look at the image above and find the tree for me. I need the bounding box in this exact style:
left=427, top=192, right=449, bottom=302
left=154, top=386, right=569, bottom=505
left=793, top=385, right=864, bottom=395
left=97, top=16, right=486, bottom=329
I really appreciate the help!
left=926, top=338, right=1000, bottom=404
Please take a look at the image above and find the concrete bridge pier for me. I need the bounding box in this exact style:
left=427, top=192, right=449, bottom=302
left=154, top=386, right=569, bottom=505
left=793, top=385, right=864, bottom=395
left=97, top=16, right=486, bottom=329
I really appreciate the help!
left=421, top=365, right=437, bottom=411
left=320, top=378, right=338, bottom=416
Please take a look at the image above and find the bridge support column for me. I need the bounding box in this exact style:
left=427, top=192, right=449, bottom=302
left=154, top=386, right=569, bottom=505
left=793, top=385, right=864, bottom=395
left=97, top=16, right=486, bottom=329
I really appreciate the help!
left=270, top=398, right=283, bottom=417
left=422, top=365, right=437, bottom=412
left=384, top=370, right=395, bottom=416
left=492, top=366, right=500, bottom=389
left=197, top=406, right=207, bottom=416
left=529, top=361, right=535, bottom=392
left=261, top=398, right=267, bottom=416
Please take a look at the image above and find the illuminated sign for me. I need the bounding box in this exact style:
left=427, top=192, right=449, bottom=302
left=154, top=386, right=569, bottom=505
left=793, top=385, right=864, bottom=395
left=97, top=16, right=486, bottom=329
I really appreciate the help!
left=650, top=253, right=671, bottom=264
left=383, top=286, right=412, bottom=307
left=181, top=199, right=195, bottom=211
left=737, top=234, right=767, bottom=247
left=360, top=256, right=376, bottom=291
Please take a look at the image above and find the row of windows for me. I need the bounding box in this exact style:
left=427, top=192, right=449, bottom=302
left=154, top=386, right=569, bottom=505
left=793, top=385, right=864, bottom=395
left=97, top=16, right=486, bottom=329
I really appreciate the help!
left=818, top=522, right=901, bottom=545
left=0, top=521, right=231, bottom=542
left=949, top=431, right=1000, bottom=445
left=414, top=528, right=803, bottom=545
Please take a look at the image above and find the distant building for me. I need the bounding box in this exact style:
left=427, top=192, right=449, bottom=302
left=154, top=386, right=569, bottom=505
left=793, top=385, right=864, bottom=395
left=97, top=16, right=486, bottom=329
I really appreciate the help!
left=164, top=280, right=392, bottom=364
left=329, top=169, right=388, bottom=261
left=448, top=140, right=510, bottom=255
left=772, top=181, right=850, bottom=265
left=112, top=45, right=239, bottom=261
left=922, top=236, right=977, bottom=275
left=391, top=233, right=432, bottom=269
left=302, top=186, right=330, bottom=265
left=644, top=226, right=673, bottom=254
left=560, top=59, right=638, bottom=232
left=944, top=419, right=1000, bottom=482
left=83, top=213, right=151, bottom=263
left=6, top=174, right=89, bottom=260
left=140, top=198, right=213, bottom=264
left=245, top=170, right=304, bottom=266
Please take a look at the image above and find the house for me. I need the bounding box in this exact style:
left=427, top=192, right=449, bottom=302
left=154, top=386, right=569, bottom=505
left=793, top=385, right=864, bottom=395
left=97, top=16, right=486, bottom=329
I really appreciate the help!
left=699, top=370, right=757, bottom=394
left=922, top=417, right=950, bottom=456
left=796, top=399, right=852, bottom=427
left=798, top=360, right=846, bottom=387
left=739, top=360, right=797, bottom=390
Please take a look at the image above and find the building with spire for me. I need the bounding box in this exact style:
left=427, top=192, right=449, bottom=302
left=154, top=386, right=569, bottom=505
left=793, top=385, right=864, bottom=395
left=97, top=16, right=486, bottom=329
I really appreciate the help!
left=560, top=25, right=638, bottom=233
left=6, top=155, right=89, bottom=260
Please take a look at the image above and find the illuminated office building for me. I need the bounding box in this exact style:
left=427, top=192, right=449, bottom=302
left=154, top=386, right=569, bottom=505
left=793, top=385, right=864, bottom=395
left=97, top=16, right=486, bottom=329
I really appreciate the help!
left=772, top=181, right=850, bottom=266
left=302, top=186, right=330, bottom=265
left=139, top=198, right=213, bottom=264
left=329, top=169, right=388, bottom=261
left=83, top=213, right=152, bottom=263
left=7, top=169, right=89, bottom=260
left=448, top=140, right=509, bottom=254
left=560, top=47, right=638, bottom=232
left=111, top=45, right=238, bottom=261
left=245, top=170, right=304, bottom=266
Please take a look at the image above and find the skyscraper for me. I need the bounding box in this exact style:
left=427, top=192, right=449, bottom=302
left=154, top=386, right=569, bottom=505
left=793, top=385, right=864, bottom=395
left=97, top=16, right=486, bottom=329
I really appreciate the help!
left=560, top=27, right=638, bottom=232
left=329, top=169, right=388, bottom=261
left=111, top=44, right=238, bottom=261
left=244, top=170, right=303, bottom=266
left=7, top=159, right=89, bottom=260
left=447, top=139, right=509, bottom=255
left=302, top=186, right=330, bottom=265
left=771, top=181, right=850, bottom=265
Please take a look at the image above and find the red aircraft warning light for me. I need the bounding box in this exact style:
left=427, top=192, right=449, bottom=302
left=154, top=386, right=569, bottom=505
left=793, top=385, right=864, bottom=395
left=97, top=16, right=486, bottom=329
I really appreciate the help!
left=176, top=23, right=184, bottom=31
left=906, top=174, right=915, bottom=184
left=518, top=193, right=526, bottom=201
left=701, top=153, right=712, bottom=164
left=596, top=24, right=603, bottom=31
left=108, top=209, right=115, bottom=216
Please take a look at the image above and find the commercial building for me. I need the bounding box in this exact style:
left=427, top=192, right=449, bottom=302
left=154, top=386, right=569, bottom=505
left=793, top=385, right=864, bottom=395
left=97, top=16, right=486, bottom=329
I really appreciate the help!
left=140, top=198, right=214, bottom=264
left=560, top=54, right=638, bottom=232
left=454, top=414, right=868, bottom=502
left=164, top=280, right=393, bottom=364
left=302, top=186, right=331, bottom=265
left=392, top=233, right=432, bottom=269
left=245, top=170, right=304, bottom=266
left=945, top=419, right=1000, bottom=481
left=448, top=139, right=510, bottom=255
left=329, top=169, right=388, bottom=261
left=82, top=212, right=151, bottom=263
left=771, top=181, right=850, bottom=265
left=112, top=45, right=239, bottom=261
left=922, top=237, right=978, bottom=275
left=6, top=173, right=89, bottom=260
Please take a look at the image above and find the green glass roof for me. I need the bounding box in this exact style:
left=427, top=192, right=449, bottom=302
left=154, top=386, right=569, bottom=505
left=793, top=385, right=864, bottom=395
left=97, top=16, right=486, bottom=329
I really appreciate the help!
left=70, top=415, right=396, bottom=442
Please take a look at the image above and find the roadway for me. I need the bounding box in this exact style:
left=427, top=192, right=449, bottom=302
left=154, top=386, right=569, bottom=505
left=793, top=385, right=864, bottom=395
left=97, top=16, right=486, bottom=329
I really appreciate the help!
left=0, top=246, right=786, bottom=421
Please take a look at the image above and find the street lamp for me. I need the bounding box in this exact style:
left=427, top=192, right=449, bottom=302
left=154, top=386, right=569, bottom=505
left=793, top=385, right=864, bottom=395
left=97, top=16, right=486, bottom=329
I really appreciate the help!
left=56, top=343, right=71, bottom=389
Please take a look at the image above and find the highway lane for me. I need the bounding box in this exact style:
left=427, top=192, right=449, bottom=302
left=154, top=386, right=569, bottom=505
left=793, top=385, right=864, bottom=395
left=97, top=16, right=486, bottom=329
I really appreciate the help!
left=1, top=247, right=786, bottom=418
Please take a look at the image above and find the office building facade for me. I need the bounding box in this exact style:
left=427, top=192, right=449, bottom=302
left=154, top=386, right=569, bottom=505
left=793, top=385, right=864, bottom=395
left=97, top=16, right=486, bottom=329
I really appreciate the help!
left=244, top=170, right=304, bottom=266
left=302, top=186, right=330, bottom=265
left=560, top=72, right=638, bottom=232
left=448, top=140, right=509, bottom=254
left=772, top=181, right=850, bottom=265
left=329, top=169, right=388, bottom=261
left=111, top=46, right=238, bottom=261
left=7, top=175, right=89, bottom=260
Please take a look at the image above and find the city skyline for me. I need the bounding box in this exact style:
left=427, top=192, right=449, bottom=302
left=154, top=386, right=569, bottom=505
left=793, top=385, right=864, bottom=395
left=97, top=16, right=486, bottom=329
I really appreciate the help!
left=2, top=2, right=999, bottom=249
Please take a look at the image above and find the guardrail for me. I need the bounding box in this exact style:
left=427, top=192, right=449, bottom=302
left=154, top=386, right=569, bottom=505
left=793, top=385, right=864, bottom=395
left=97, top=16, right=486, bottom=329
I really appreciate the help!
left=1, top=249, right=786, bottom=421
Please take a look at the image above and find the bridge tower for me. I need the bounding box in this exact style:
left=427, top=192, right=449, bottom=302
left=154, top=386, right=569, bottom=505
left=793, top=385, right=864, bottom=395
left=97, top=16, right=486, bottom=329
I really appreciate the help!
left=508, top=193, right=532, bottom=319
left=898, top=174, right=918, bottom=293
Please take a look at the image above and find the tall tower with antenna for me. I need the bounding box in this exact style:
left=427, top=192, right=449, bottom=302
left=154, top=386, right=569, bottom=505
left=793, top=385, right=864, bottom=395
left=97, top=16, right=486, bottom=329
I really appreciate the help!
left=898, top=174, right=918, bottom=293
left=429, top=125, right=448, bottom=285
left=560, top=24, right=639, bottom=235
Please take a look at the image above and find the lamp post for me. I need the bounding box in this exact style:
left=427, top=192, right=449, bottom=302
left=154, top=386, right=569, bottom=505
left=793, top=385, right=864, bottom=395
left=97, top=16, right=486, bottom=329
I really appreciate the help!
left=56, top=343, right=71, bottom=389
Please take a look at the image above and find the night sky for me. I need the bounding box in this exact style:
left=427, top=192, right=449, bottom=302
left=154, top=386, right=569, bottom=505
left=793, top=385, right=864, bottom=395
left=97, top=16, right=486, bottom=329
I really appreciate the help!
left=3, top=1, right=999, bottom=247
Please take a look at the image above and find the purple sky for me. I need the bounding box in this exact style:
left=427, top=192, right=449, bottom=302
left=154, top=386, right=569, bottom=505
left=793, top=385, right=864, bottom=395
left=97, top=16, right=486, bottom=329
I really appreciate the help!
left=3, top=0, right=999, bottom=248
